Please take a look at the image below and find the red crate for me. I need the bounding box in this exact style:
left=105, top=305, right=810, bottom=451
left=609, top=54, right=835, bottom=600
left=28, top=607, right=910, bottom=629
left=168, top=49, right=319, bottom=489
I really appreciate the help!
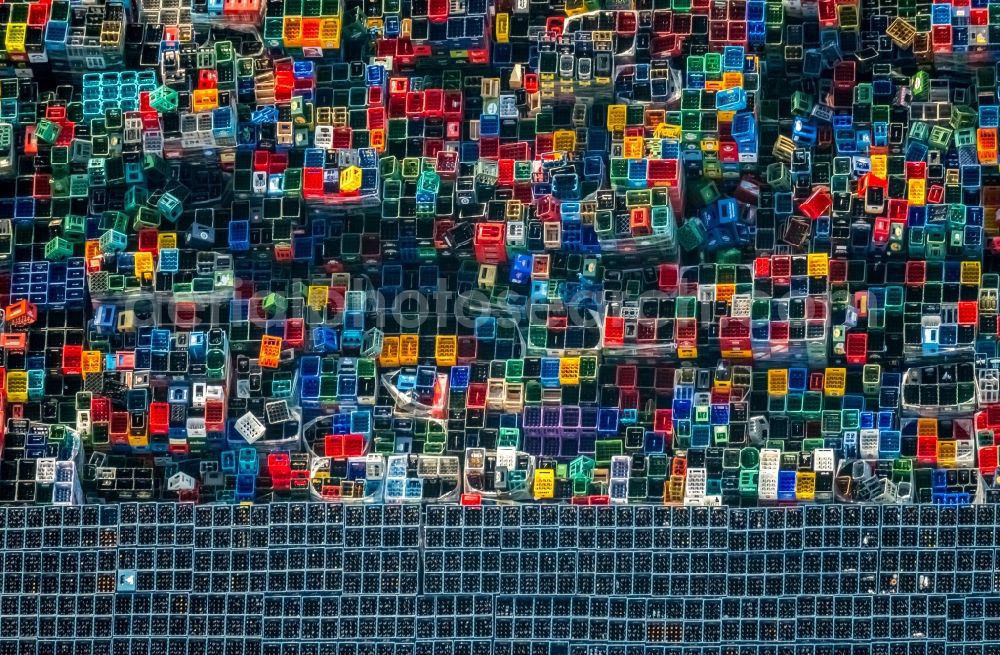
left=620, top=388, right=639, bottom=411
left=284, top=318, right=305, bottom=347
left=905, top=260, right=926, bottom=285
left=110, top=412, right=130, bottom=444
left=845, top=332, right=868, bottom=365
left=150, top=403, right=170, bottom=435
left=980, top=446, right=998, bottom=475
left=636, top=319, right=657, bottom=342
left=914, top=435, right=937, bottom=464
left=676, top=318, right=698, bottom=341
left=467, top=383, right=487, bottom=408
left=62, top=345, right=82, bottom=375
left=654, top=409, right=673, bottom=434
left=958, top=301, right=978, bottom=325
left=658, top=264, right=678, bottom=292
left=268, top=453, right=292, bottom=490
left=604, top=316, right=625, bottom=345
left=205, top=400, right=226, bottom=432
left=91, top=397, right=111, bottom=423
left=616, top=366, right=638, bottom=389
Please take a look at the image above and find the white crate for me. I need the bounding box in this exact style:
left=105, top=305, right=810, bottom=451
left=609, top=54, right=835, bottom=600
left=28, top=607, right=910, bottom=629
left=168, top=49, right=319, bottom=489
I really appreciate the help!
left=167, top=471, right=196, bottom=491
left=35, top=458, right=56, bottom=484
left=186, top=417, right=207, bottom=440
left=759, top=448, right=781, bottom=471
left=496, top=447, right=518, bottom=471
left=758, top=469, right=778, bottom=500
left=360, top=454, right=384, bottom=479
left=957, top=439, right=975, bottom=467
left=438, top=457, right=460, bottom=478
left=417, top=456, right=440, bottom=477
left=684, top=467, right=706, bottom=501
left=730, top=294, right=752, bottom=318
left=76, top=410, right=91, bottom=436
left=859, top=429, right=880, bottom=460
left=978, top=368, right=999, bottom=404
left=235, top=412, right=266, bottom=443
left=813, top=448, right=835, bottom=473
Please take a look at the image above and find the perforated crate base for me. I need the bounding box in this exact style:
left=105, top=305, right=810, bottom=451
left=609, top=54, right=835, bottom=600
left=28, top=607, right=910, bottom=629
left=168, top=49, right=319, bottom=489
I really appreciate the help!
left=0, top=503, right=999, bottom=655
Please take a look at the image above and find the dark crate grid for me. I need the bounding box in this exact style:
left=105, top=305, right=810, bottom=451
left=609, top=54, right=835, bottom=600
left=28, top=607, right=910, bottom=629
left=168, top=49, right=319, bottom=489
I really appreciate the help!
left=0, top=504, right=999, bottom=654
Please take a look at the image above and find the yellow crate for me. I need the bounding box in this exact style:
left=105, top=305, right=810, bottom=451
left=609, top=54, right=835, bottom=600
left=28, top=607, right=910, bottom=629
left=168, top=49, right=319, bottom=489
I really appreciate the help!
left=331, top=106, right=349, bottom=127
left=283, top=16, right=303, bottom=47
left=908, top=178, right=926, bottom=206
left=553, top=129, right=576, bottom=152
left=722, top=71, right=743, bottom=89
left=494, top=12, right=510, bottom=42
left=807, top=253, right=828, bottom=277
left=307, top=286, right=328, bottom=311
left=7, top=370, right=27, bottom=402
left=768, top=369, right=788, bottom=396
left=134, top=251, right=154, bottom=283
left=533, top=468, right=555, bottom=499
left=128, top=431, right=149, bottom=448
left=668, top=474, right=685, bottom=502
left=824, top=368, right=847, bottom=396
left=379, top=336, right=400, bottom=368
left=623, top=136, right=644, bottom=159
left=5, top=24, right=26, bottom=55
left=677, top=345, right=698, bottom=359
left=82, top=351, right=102, bottom=376
left=871, top=154, right=887, bottom=179
left=158, top=232, right=177, bottom=249
left=715, top=284, right=735, bottom=303
left=654, top=122, right=681, bottom=140
left=435, top=335, right=457, bottom=367
left=795, top=471, right=816, bottom=501
left=319, top=17, right=341, bottom=48
left=937, top=439, right=957, bottom=467
left=917, top=418, right=938, bottom=438
left=887, top=17, right=917, bottom=47
left=771, top=135, right=796, bottom=162
left=559, top=357, right=580, bottom=385
left=961, top=261, right=981, bottom=286
left=192, top=89, right=219, bottom=112
left=606, top=105, right=628, bottom=132
left=399, top=334, right=419, bottom=365
left=339, top=166, right=362, bottom=193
